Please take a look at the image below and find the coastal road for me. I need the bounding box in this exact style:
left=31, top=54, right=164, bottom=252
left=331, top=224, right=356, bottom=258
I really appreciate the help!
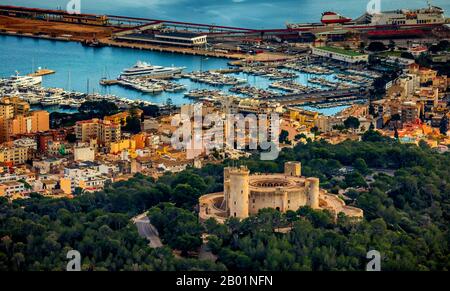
left=133, top=214, right=163, bottom=248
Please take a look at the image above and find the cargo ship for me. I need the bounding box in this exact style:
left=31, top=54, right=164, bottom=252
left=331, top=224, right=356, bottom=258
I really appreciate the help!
left=321, top=12, right=352, bottom=24
left=360, top=3, right=445, bottom=38
left=361, top=5, right=445, bottom=26
left=287, top=2, right=447, bottom=31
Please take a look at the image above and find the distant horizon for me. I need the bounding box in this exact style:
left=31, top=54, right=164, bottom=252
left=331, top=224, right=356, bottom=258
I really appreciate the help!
left=1, top=0, right=449, bottom=28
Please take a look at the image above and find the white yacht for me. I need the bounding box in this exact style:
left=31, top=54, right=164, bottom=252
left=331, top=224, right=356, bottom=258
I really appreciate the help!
left=41, top=95, right=64, bottom=106
left=119, top=61, right=186, bottom=79
left=20, top=93, right=43, bottom=105
left=69, top=99, right=84, bottom=108
left=8, top=74, right=42, bottom=87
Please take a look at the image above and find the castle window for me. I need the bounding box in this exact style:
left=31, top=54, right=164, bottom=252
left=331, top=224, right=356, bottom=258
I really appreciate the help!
left=288, top=200, right=290, bottom=204
left=234, top=212, right=236, bottom=217
left=253, top=199, right=255, bottom=203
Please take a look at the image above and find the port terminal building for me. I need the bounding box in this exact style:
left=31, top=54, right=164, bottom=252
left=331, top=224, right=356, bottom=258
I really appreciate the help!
left=115, top=30, right=207, bottom=47
left=312, top=46, right=369, bottom=64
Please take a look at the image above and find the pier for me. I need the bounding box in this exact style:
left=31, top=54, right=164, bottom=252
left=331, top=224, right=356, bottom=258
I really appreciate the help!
left=99, top=79, right=119, bottom=86
left=267, top=88, right=368, bottom=105
left=27, top=69, right=55, bottom=77
left=101, top=39, right=292, bottom=62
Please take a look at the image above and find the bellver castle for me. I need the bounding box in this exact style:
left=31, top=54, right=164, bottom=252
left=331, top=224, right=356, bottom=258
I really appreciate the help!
left=199, top=162, right=363, bottom=223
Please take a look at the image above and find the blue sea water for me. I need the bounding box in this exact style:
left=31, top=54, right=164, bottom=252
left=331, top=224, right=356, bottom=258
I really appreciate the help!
left=0, top=34, right=233, bottom=105
left=0, top=35, right=339, bottom=106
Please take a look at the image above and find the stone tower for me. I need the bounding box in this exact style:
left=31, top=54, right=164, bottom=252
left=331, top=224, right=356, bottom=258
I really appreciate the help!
left=284, top=161, right=302, bottom=177
left=223, top=167, right=231, bottom=211
left=228, top=166, right=250, bottom=219
left=306, top=177, right=320, bottom=209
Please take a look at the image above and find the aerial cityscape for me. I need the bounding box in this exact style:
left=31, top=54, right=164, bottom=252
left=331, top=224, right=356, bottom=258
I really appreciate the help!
left=0, top=0, right=449, bottom=277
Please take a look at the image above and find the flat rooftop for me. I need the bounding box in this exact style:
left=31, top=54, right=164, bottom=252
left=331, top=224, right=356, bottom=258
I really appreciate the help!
left=155, top=31, right=206, bottom=39
left=317, top=46, right=366, bottom=57
left=117, top=33, right=205, bottom=45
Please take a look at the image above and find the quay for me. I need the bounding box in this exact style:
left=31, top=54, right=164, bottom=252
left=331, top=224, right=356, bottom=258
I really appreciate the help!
left=211, top=68, right=243, bottom=74
left=0, top=30, right=72, bottom=42
left=267, top=88, right=368, bottom=105
left=100, top=38, right=292, bottom=62
left=28, top=69, right=55, bottom=77
left=0, top=5, right=295, bottom=63
left=99, top=79, right=119, bottom=86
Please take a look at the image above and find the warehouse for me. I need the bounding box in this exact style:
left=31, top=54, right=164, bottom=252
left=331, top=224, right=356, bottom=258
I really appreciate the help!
left=312, top=46, right=368, bottom=64
left=115, top=31, right=207, bottom=47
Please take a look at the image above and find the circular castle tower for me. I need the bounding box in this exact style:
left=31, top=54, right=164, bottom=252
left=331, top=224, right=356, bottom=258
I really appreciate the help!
left=226, top=166, right=250, bottom=219
left=306, top=177, right=320, bottom=209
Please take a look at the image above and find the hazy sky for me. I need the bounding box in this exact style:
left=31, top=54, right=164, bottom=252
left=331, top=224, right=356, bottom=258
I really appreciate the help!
left=2, top=0, right=449, bottom=28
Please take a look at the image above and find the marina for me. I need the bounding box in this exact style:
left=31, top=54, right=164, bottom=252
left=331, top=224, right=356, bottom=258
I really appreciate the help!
left=242, top=66, right=298, bottom=80
left=229, top=85, right=282, bottom=99
left=0, top=34, right=232, bottom=105
left=270, top=80, right=322, bottom=94
left=0, top=77, right=158, bottom=111
left=183, top=89, right=237, bottom=102
left=115, top=77, right=186, bottom=94
left=0, top=33, right=379, bottom=111
left=184, top=89, right=223, bottom=99
left=282, top=62, right=334, bottom=75
left=182, top=71, right=247, bottom=86
left=308, top=77, right=359, bottom=90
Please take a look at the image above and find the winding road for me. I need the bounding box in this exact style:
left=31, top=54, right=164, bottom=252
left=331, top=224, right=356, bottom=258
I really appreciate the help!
left=133, top=214, right=163, bottom=248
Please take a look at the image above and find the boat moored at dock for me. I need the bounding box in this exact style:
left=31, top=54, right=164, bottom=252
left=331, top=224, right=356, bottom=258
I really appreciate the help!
left=7, top=74, right=42, bottom=87
left=119, top=61, right=186, bottom=79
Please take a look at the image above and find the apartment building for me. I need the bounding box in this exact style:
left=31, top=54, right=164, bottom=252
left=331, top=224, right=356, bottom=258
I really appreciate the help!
left=75, top=118, right=121, bottom=145
left=104, top=109, right=143, bottom=126
left=64, top=165, right=110, bottom=192
left=0, top=144, right=29, bottom=165
left=0, top=110, right=49, bottom=142
left=0, top=181, right=27, bottom=198
left=73, top=145, right=96, bottom=162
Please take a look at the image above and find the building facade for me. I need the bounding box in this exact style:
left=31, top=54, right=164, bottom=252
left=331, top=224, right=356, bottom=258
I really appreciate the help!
left=312, top=46, right=369, bottom=64
left=0, top=145, right=29, bottom=165
left=0, top=97, right=49, bottom=142
left=75, top=118, right=121, bottom=145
